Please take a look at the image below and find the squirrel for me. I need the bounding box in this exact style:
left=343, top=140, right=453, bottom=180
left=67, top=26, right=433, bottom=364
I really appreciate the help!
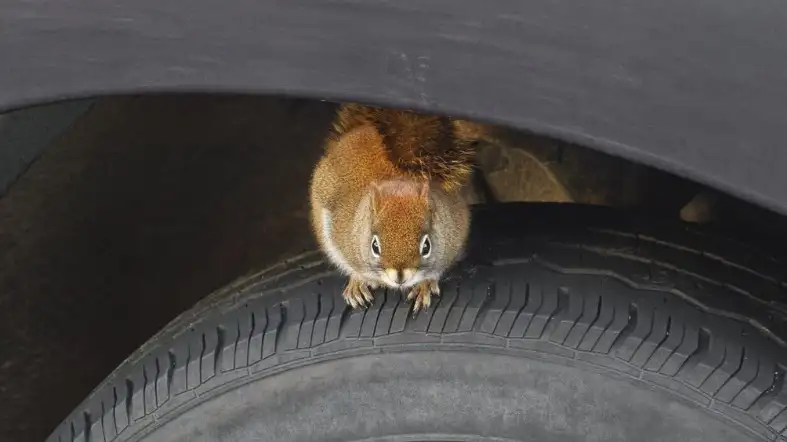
left=310, top=103, right=480, bottom=313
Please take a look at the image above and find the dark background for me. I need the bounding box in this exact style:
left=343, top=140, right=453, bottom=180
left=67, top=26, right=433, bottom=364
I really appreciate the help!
left=0, top=96, right=335, bottom=441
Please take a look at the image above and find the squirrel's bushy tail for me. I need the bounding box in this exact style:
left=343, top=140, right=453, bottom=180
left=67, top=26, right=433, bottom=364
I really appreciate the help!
left=330, top=103, right=478, bottom=191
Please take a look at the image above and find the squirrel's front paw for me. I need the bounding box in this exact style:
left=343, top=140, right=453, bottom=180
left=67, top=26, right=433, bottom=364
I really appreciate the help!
left=342, top=278, right=375, bottom=309
left=407, top=280, right=440, bottom=315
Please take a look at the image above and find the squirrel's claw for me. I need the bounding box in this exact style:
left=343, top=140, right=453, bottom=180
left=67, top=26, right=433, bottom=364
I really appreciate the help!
left=360, top=283, right=374, bottom=305
left=343, top=278, right=375, bottom=309
left=407, top=280, right=440, bottom=316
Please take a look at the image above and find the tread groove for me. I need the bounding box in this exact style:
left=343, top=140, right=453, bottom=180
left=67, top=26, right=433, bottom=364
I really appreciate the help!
left=233, top=320, right=241, bottom=369
left=525, top=284, right=558, bottom=339
left=592, top=297, right=632, bottom=354
left=144, top=357, right=158, bottom=414
left=443, top=283, right=472, bottom=333
left=300, top=296, right=320, bottom=347
left=668, top=325, right=707, bottom=377
left=389, top=288, right=413, bottom=334
left=199, top=333, right=206, bottom=382
left=678, top=328, right=723, bottom=387
left=495, top=279, right=526, bottom=337
left=343, top=307, right=365, bottom=338
left=564, top=288, right=601, bottom=348
left=753, top=367, right=787, bottom=423
left=631, top=309, right=670, bottom=367
left=141, top=364, right=149, bottom=415
left=734, top=356, right=776, bottom=410
left=457, top=282, right=491, bottom=332
left=479, top=281, right=509, bottom=334
left=661, top=317, right=701, bottom=376
left=509, top=282, right=536, bottom=339
left=376, top=288, right=399, bottom=336
left=214, top=327, right=225, bottom=376
left=100, top=401, right=107, bottom=442
left=129, top=368, right=145, bottom=421
left=82, top=411, right=90, bottom=442
left=110, top=388, right=118, bottom=435
left=263, top=304, right=283, bottom=359
left=248, top=308, right=266, bottom=363
left=153, top=356, right=162, bottom=407
left=715, top=347, right=754, bottom=403
left=361, top=290, right=385, bottom=337
left=609, top=303, right=638, bottom=355
left=154, top=353, right=167, bottom=406
left=335, top=298, right=352, bottom=337
left=282, top=299, right=303, bottom=349
left=166, top=351, right=175, bottom=397
left=622, top=300, right=656, bottom=361
left=700, top=334, right=742, bottom=395
left=312, top=294, right=329, bottom=344
left=428, top=283, right=458, bottom=334
left=412, top=289, right=440, bottom=333
left=770, top=407, right=787, bottom=433
left=254, top=311, right=269, bottom=363
left=243, top=311, right=255, bottom=367
left=249, top=312, right=257, bottom=363
left=644, top=315, right=684, bottom=372
left=551, top=286, right=583, bottom=345
left=578, top=285, right=614, bottom=351
left=313, top=293, right=323, bottom=344
left=122, top=381, right=132, bottom=428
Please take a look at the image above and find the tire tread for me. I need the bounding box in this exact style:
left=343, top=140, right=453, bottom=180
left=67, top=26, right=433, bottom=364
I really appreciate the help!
left=48, top=205, right=787, bottom=441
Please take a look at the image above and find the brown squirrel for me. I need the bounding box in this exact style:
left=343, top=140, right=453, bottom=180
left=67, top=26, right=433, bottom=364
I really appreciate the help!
left=310, top=103, right=478, bottom=313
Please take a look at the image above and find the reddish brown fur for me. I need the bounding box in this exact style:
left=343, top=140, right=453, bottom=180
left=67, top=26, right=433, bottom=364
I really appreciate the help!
left=310, top=103, right=477, bottom=311
left=371, top=181, right=430, bottom=270
left=329, top=104, right=476, bottom=192
left=310, top=124, right=403, bottom=271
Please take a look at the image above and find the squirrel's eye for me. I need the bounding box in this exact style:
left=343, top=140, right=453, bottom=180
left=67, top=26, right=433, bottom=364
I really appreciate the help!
left=420, top=234, right=432, bottom=258
left=371, top=235, right=381, bottom=258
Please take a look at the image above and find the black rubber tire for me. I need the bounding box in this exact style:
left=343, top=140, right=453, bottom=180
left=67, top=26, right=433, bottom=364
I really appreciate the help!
left=47, top=204, right=787, bottom=442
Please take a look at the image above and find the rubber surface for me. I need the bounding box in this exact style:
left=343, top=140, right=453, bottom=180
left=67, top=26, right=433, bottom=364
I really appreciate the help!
left=48, top=204, right=787, bottom=441
left=4, top=1, right=787, bottom=216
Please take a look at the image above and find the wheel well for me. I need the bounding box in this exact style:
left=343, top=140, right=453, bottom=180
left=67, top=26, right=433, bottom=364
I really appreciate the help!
left=1, top=93, right=786, bottom=442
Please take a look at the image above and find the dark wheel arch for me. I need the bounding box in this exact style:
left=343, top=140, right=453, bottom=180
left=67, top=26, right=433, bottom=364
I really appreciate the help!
left=3, top=0, right=787, bottom=215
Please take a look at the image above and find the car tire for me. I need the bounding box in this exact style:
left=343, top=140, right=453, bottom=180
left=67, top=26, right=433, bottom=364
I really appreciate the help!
left=48, top=204, right=787, bottom=442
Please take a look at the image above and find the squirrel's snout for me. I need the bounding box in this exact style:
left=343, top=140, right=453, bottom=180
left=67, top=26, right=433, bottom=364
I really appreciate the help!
left=384, top=268, right=415, bottom=286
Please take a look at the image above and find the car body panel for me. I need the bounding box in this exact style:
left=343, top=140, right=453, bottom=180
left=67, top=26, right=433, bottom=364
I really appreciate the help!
left=2, top=0, right=786, bottom=214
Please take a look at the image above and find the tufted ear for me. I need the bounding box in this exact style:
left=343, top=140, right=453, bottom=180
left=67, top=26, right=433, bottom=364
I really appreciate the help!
left=373, top=179, right=421, bottom=196
left=370, top=181, right=383, bottom=216
left=419, top=181, right=430, bottom=201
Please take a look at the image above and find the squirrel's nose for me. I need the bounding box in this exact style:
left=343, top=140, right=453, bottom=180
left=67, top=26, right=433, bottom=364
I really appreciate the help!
left=385, top=269, right=404, bottom=284
left=385, top=268, right=415, bottom=285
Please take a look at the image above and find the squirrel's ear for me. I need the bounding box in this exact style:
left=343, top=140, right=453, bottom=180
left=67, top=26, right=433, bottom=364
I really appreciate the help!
left=419, top=181, right=430, bottom=201
left=370, top=182, right=382, bottom=213
left=371, top=182, right=383, bottom=198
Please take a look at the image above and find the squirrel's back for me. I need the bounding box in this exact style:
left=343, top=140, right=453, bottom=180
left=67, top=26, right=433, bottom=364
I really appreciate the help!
left=327, top=103, right=477, bottom=192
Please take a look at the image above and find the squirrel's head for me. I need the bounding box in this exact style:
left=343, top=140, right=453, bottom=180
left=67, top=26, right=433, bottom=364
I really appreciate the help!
left=360, top=179, right=438, bottom=289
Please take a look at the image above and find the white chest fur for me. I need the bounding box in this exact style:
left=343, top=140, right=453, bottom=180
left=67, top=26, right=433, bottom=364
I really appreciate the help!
left=321, top=208, right=357, bottom=276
